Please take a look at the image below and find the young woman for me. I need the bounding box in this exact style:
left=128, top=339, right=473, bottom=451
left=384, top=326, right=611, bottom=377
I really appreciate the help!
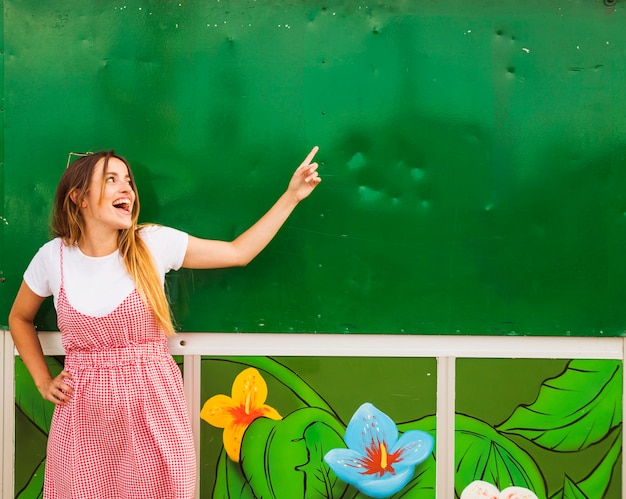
left=9, top=147, right=321, bottom=499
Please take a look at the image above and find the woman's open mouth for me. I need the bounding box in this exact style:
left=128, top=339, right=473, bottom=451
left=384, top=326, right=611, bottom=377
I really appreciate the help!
left=113, top=198, right=132, bottom=214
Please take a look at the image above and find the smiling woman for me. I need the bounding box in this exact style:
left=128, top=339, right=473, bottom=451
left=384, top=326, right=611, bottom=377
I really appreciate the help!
left=8, top=148, right=321, bottom=499
left=52, top=152, right=175, bottom=336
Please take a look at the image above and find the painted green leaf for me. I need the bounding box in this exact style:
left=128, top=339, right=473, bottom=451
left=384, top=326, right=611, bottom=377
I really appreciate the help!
left=456, top=415, right=545, bottom=496
left=16, top=457, right=45, bottom=499
left=213, top=448, right=256, bottom=498
left=388, top=454, right=436, bottom=498
left=548, top=428, right=621, bottom=499
left=497, top=360, right=622, bottom=452
left=208, top=356, right=337, bottom=414
left=576, top=427, right=621, bottom=499
left=239, top=407, right=347, bottom=499
left=561, top=476, right=589, bottom=499
left=400, top=414, right=545, bottom=498
left=15, top=356, right=64, bottom=434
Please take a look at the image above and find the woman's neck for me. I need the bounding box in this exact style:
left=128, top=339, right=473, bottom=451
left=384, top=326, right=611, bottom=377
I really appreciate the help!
left=78, top=231, right=119, bottom=257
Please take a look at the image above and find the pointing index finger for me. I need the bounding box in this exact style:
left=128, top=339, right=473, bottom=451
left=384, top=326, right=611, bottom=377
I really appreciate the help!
left=302, top=146, right=319, bottom=167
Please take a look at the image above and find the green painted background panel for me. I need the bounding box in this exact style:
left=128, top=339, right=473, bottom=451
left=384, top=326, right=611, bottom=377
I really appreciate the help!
left=2, top=1, right=626, bottom=335
left=199, top=356, right=438, bottom=496
left=456, top=358, right=622, bottom=497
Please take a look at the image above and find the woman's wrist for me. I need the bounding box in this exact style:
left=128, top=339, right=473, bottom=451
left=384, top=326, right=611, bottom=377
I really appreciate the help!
left=281, top=189, right=302, bottom=207
left=35, top=374, right=53, bottom=392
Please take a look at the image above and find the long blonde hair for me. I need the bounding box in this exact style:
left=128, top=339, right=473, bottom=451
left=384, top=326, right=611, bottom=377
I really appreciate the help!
left=52, top=151, right=176, bottom=336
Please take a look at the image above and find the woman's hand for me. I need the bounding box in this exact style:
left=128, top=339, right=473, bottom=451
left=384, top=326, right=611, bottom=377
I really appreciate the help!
left=10, top=281, right=75, bottom=405
left=287, top=146, right=322, bottom=202
left=182, top=146, right=323, bottom=269
left=39, top=370, right=74, bottom=406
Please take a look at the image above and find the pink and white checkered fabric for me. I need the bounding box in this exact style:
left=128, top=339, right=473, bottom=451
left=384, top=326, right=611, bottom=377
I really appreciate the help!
left=44, top=242, right=196, bottom=499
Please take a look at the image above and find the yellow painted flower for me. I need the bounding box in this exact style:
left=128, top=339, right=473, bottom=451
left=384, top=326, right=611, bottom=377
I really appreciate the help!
left=200, top=367, right=282, bottom=461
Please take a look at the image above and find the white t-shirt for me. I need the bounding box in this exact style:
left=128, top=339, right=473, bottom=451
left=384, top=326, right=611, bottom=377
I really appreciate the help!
left=24, top=225, right=188, bottom=318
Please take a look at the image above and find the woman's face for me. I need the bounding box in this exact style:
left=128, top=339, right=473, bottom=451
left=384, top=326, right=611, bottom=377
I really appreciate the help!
left=78, top=156, right=137, bottom=232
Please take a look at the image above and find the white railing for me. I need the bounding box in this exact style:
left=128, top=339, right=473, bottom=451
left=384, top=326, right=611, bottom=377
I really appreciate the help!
left=2, top=330, right=625, bottom=499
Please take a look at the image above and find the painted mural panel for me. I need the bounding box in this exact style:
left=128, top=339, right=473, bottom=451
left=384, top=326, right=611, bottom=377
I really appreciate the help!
left=199, top=356, right=438, bottom=498
left=14, top=356, right=622, bottom=497
left=456, top=358, right=622, bottom=498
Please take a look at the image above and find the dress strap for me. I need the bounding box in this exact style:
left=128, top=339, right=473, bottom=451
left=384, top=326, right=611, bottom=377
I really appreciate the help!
left=59, top=240, right=65, bottom=288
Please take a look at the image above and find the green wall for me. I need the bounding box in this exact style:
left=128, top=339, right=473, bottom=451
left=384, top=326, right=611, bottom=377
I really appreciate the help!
left=2, top=0, right=626, bottom=335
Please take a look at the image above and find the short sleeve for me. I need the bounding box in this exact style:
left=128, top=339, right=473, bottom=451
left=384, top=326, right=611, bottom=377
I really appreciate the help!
left=139, top=225, right=189, bottom=277
left=23, top=239, right=58, bottom=298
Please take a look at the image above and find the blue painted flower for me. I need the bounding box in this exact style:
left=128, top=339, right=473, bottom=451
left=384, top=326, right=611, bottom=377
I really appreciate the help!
left=324, top=402, right=434, bottom=498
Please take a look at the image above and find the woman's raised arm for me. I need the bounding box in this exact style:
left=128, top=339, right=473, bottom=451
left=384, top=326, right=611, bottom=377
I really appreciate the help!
left=182, top=146, right=321, bottom=269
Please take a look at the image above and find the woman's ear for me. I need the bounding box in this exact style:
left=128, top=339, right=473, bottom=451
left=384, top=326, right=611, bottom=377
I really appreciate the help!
left=69, top=189, right=82, bottom=207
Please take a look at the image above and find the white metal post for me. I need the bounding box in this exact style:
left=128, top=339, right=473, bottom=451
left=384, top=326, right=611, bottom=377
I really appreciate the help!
left=436, top=356, right=455, bottom=499
left=183, top=353, right=202, bottom=499
left=2, top=330, right=16, bottom=499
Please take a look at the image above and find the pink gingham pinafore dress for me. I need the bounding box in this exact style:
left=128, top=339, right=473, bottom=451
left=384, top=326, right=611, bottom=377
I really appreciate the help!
left=44, top=242, right=196, bottom=499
